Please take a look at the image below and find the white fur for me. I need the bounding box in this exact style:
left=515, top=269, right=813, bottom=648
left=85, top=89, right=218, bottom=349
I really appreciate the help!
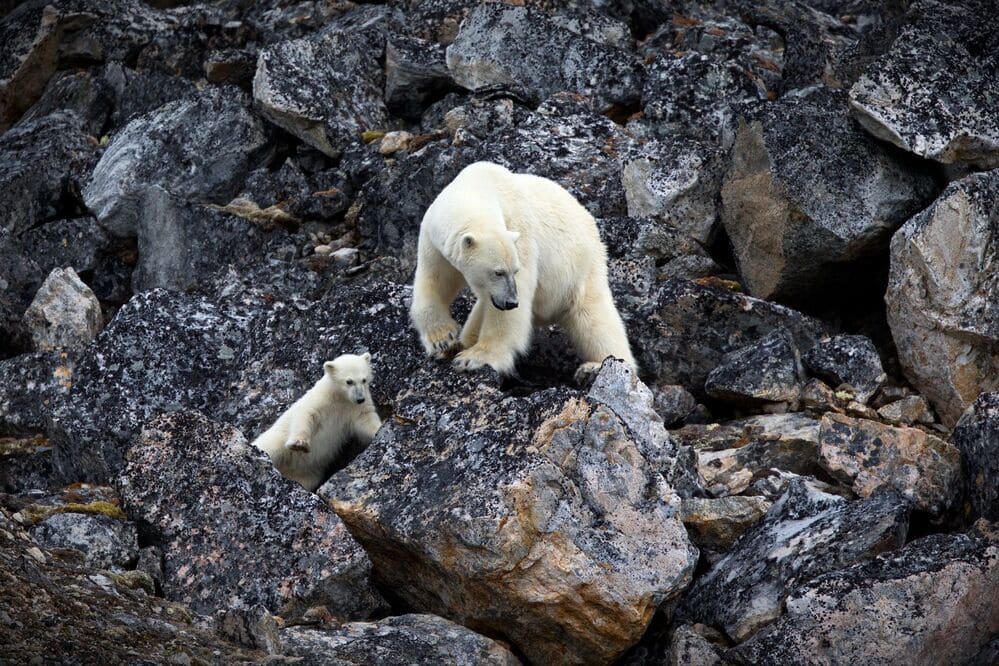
left=410, top=161, right=636, bottom=381
left=251, top=353, right=382, bottom=491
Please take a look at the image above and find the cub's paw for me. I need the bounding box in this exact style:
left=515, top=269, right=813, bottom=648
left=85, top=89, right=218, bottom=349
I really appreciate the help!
left=285, top=438, right=311, bottom=453
left=573, top=362, right=602, bottom=386
left=422, top=322, right=462, bottom=359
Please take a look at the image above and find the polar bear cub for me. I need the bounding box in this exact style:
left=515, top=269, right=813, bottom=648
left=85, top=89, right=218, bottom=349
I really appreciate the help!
left=251, top=353, right=381, bottom=491
left=410, top=161, right=636, bottom=381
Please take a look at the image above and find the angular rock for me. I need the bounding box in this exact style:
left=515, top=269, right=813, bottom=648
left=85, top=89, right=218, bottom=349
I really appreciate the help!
left=631, top=279, right=829, bottom=398
left=278, top=614, right=520, bottom=666
left=951, top=393, right=999, bottom=522
left=253, top=31, right=386, bottom=157
left=118, top=410, right=384, bottom=619
left=385, top=31, right=453, bottom=119
left=802, top=334, right=886, bottom=403
left=650, top=384, right=699, bottom=427
left=0, top=110, right=98, bottom=235
left=730, top=520, right=999, bottom=665
left=721, top=86, right=937, bottom=301
left=0, top=229, right=43, bottom=356
left=31, top=512, right=138, bottom=570
left=0, top=352, right=70, bottom=435
left=849, top=3, right=999, bottom=169
left=17, top=67, right=114, bottom=135
left=103, top=63, right=196, bottom=131
left=445, top=4, right=643, bottom=112
left=668, top=624, right=726, bottom=666
left=681, top=480, right=910, bottom=642
left=20, top=217, right=109, bottom=277
left=705, top=328, right=804, bottom=405
left=0, top=434, right=54, bottom=493
left=818, top=413, right=961, bottom=515
left=680, top=495, right=772, bottom=552
left=886, top=170, right=999, bottom=427
left=876, top=395, right=934, bottom=426
left=322, top=366, right=698, bottom=665
left=24, top=267, right=102, bottom=352
left=83, top=86, right=270, bottom=237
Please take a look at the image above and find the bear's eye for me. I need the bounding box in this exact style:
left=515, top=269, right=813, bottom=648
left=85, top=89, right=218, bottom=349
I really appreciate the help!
left=346, top=379, right=354, bottom=385
left=362, top=379, right=367, bottom=384
left=494, top=270, right=506, bottom=277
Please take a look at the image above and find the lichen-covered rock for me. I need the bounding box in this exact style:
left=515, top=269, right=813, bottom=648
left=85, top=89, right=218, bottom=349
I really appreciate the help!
left=885, top=170, right=999, bottom=427
left=321, top=364, right=698, bottom=665
left=951, top=393, right=999, bottom=522
left=16, top=68, right=114, bottom=135
left=385, top=31, right=452, bottom=119
left=0, top=2, right=63, bottom=130
left=445, top=4, right=643, bottom=111
left=0, top=352, right=69, bottom=436
left=0, top=229, right=44, bottom=356
left=876, top=394, right=935, bottom=426
left=818, top=413, right=961, bottom=515
left=253, top=31, right=386, bottom=157
left=0, top=110, right=98, bottom=236
left=20, top=217, right=109, bottom=278
left=278, top=614, right=521, bottom=666
left=83, top=86, right=270, bottom=237
left=31, top=511, right=138, bottom=570
left=118, top=410, right=384, bottom=619
left=631, top=279, right=828, bottom=398
left=721, top=86, right=938, bottom=301
left=705, top=328, right=804, bottom=405
left=849, top=2, right=999, bottom=168
left=650, top=384, right=700, bottom=427
left=680, top=480, right=910, bottom=641
left=680, top=495, right=772, bottom=553
left=24, top=267, right=102, bottom=352
left=802, top=334, right=886, bottom=404
left=729, top=520, right=999, bottom=665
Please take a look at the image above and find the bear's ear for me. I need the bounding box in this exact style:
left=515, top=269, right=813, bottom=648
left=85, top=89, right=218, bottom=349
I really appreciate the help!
left=461, top=234, right=476, bottom=250
left=323, top=361, right=337, bottom=377
left=508, top=231, right=521, bottom=244
left=361, top=352, right=371, bottom=364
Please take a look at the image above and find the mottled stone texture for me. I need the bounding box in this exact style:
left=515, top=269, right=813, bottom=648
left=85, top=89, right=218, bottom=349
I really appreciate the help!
left=951, top=393, right=999, bottom=522
left=803, top=335, right=885, bottom=403
left=24, top=267, right=102, bottom=351
left=705, top=328, right=804, bottom=404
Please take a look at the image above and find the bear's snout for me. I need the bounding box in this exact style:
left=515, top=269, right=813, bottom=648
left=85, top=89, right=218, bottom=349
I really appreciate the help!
left=492, top=296, right=519, bottom=311
left=355, top=397, right=365, bottom=404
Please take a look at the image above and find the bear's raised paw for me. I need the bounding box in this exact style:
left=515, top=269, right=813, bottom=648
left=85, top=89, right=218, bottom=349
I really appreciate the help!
left=285, top=438, right=311, bottom=453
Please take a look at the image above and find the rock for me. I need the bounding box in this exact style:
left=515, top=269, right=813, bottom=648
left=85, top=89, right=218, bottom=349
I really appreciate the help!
left=278, top=614, right=520, bottom=665
left=445, top=4, right=643, bottom=112
left=818, top=413, right=961, bottom=515
left=849, top=2, right=999, bottom=168
left=103, top=64, right=197, bottom=131
left=951, top=393, right=999, bottom=522
left=705, top=328, right=804, bottom=405
left=876, top=395, right=934, bottom=425
left=0, top=2, right=62, bottom=130
left=215, top=604, right=281, bottom=654
left=31, top=511, right=138, bottom=570
left=651, top=384, right=699, bottom=427
left=631, top=279, right=829, bottom=398
left=385, top=32, right=453, bottom=119
left=20, top=217, right=109, bottom=277
left=0, top=110, right=98, bottom=236
left=321, top=364, right=698, bottom=665
left=0, top=434, right=54, bottom=493
left=378, top=130, right=414, bottom=155
left=680, top=495, right=772, bottom=552
left=0, top=352, right=70, bottom=435
left=239, top=158, right=352, bottom=223
left=729, top=520, right=999, bottom=665
left=800, top=378, right=848, bottom=414
left=0, top=229, right=44, bottom=356
left=721, top=86, right=938, bottom=302
left=0, top=508, right=268, bottom=664
left=330, top=247, right=358, bottom=267
left=24, top=267, right=102, bottom=352
left=253, top=31, right=386, bottom=158
left=118, top=410, right=384, bottom=619
left=83, top=86, right=270, bottom=237
left=802, top=334, right=886, bottom=403
left=136, top=545, right=164, bottom=593
left=885, top=170, right=999, bottom=427
left=680, top=480, right=910, bottom=642
left=204, top=48, right=256, bottom=88
left=622, top=139, right=724, bottom=244
left=17, top=68, right=114, bottom=135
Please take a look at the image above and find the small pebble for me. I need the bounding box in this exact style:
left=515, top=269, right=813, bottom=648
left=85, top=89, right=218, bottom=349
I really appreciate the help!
left=313, top=244, right=333, bottom=256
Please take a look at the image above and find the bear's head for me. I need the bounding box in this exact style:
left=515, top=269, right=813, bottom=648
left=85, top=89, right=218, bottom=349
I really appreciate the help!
left=455, top=230, right=522, bottom=311
left=323, top=353, right=373, bottom=405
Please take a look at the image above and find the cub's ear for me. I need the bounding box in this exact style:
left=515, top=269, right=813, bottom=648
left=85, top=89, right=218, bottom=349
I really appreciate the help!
left=508, top=231, right=521, bottom=244
left=361, top=352, right=371, bottom=364
left=323, top=361, right=337, bottom=377
left=461, top=234, right=476, bottom=250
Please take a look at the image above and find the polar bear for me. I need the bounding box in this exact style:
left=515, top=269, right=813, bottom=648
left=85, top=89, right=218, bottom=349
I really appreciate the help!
left=410, top=161, right=636, bottom=381
left=251, top=353, right=381, bottom=491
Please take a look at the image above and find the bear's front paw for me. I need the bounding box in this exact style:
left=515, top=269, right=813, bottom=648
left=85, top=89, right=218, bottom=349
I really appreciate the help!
left=453, top=347, right=512, bottom=374
left=422, top=322, right=462, bottom=359
left=573, top=362, right=602, bottom=386
left=286, top=438, right=311, bottom=453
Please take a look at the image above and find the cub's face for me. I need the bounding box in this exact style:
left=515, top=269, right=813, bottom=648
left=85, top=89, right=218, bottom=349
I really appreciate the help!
left=323, top=353, right=373, bottom=404
left=457, top=231, right=522, bottom=311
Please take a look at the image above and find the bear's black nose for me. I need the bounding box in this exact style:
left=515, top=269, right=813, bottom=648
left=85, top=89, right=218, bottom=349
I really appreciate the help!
left=355, top=397, right=365, bottom=404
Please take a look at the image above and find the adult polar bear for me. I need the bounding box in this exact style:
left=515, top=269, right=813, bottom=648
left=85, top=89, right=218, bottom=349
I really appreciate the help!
left=410, top=161, right=635, bottom=381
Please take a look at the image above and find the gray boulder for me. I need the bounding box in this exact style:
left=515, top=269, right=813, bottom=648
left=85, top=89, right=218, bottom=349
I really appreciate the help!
left=31, top=512, right=138, bottom=570
left=20, top=217, right=109, bottom=277
left=118, top=410, right=384, bottom=619
left=83, top=86, right=270, bottom=237
left=681, top=479, right=910, bottom=642
left=951, top=393, right=999, bottom=522
left=385, top=32, right=453, bottom=119
left=729, top=520, right=999, bottom=665
left=886, top=170, right=999, bottom=427
left=721, top=86, right=938, bottom=301
left=802, top=334, right=886, bottom=404
left=705, top=328, right=804, bottom=405
left=24, top=267, right=102, bottom=352
left=0, top=229, right=44, bottom=355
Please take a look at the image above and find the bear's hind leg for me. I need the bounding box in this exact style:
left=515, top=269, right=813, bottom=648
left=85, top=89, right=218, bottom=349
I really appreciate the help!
left=411, top=240, right=465, bottom=358
left=561, top=277, right=636, bottom=384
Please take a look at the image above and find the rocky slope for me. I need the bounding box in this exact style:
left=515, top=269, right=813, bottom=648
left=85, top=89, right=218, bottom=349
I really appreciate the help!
left=1, top=0, right=996, bottom=664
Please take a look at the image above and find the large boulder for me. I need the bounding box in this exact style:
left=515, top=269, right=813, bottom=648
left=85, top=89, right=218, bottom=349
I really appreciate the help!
left=729, top=520, right=999, bottom=665
left=0, top=229, right=44, bottom=356
left=680, top=480, right=910, bottom=642
left=23, top=267, right=102, bottom=352
left=82, top=86, right=271, bottom=237
left=321, top=364, right=698, bottom=665
left=802, top=334, right=886, bottom=404
left=31, top=511, right=138, bottom=570
left=118, top=410, right=384, bottom=619
left=721, top=86, right=938, bottom=302
left=445, top=4, right=643, bottom=112
left=885, top=170, right=999, bottom=427
left=951, top=393, right=999, bottom=522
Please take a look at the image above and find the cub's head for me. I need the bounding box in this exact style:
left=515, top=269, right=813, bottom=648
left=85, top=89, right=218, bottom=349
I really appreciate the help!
left=323, top=353, right=373, bottom=404
left=455, top=230, right=521, bottom=311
